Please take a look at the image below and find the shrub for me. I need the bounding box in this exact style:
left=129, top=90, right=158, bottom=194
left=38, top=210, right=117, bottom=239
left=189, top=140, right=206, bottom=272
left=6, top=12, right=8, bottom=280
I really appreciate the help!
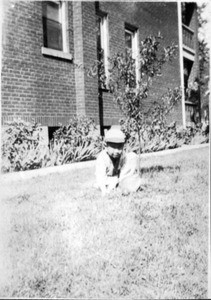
left=1, top=119, right=40, bottom=172
left=1, top=119, right=47, bottom=173
left=50, top=116, right=103, bottom=164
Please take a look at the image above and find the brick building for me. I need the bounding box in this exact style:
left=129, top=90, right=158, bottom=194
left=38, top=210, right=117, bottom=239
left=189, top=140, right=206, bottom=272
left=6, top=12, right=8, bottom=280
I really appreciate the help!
left=1, top=1, right=200, bottom=139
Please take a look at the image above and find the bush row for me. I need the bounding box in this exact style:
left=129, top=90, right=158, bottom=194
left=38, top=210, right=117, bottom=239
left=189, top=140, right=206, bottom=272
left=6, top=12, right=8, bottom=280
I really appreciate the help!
left=1, top=116, right=103, bottom=173
left=1, top=116, right=209, bottom=173
left=121, top=119, right=209, bottom=153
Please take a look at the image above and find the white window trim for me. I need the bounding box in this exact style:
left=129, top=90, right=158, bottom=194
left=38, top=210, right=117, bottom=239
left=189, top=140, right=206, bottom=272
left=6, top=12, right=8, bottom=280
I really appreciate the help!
left=183, top=46, right=195, bottom=61
left=99, top=14, right=109, bottom=80
left=42, top=1, right=70, bottom=56
left=41, top=47, right=72, bottom=60
left=132, top=30, right=140, bottom=84
left=125, top=28, right=140, bottom=84
left=61, top=1, right=69, bottom=53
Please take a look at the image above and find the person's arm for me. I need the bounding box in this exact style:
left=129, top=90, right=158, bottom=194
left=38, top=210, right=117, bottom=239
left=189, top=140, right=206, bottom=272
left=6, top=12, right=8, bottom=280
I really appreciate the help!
left=95, top=153, right=109, bottom=196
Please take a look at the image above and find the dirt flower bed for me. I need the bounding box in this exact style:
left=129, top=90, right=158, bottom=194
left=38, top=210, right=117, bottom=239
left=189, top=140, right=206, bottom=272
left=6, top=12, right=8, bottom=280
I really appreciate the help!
left=0, top=146, right=209, bottom=299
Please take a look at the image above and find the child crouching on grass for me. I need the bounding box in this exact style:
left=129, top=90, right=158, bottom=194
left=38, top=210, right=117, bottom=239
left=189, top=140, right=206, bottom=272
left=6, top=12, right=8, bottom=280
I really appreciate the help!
left=95, top=127, right=142, bottom=196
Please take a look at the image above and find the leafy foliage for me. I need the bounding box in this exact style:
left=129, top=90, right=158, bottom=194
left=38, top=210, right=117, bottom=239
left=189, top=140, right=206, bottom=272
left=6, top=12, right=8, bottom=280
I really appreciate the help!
left=97, top=49, right=108, bottom=90
left=1, top=119, right=46, bottom=172
left=51, top=116, right=103, bottom=164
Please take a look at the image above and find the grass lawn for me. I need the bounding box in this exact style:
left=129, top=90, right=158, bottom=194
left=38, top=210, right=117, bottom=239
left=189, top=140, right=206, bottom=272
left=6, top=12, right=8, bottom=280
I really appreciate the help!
left=0, top=146, right=209, bottom=299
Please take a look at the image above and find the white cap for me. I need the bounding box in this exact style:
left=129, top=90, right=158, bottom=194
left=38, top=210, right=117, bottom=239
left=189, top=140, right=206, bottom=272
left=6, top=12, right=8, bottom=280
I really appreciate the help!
left=104, top=128, right=126, bottom=143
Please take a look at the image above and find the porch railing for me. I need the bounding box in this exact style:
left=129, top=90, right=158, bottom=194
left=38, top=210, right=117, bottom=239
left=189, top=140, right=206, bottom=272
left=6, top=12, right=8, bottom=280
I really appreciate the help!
left=182, top=24, right=194, bottom=50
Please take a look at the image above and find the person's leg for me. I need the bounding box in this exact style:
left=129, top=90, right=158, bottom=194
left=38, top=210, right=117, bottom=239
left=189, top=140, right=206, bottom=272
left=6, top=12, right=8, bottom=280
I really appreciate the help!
left=119, top=152, right=139, bottom=181
left=119, top=152, right=141, bottom=193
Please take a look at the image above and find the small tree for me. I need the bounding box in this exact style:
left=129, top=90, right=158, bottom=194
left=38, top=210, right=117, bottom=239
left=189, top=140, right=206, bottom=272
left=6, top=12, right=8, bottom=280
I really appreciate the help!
left=197, top=3, right=210, bottom=122
left=102, top=34, right=181, bottom=173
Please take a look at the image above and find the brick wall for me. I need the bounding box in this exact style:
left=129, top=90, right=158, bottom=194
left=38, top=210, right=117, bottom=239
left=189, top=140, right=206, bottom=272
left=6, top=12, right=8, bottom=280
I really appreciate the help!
left=82, top=1, right=99, bottom=124
left=2, top=1, right=188, bottom=129
left=2, top=0, right=76, bottom=126
left=73, top=1, right=86, bottom=116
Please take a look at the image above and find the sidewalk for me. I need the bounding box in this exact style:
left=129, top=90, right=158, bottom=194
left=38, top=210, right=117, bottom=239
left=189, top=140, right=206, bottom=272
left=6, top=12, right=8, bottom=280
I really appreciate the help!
left=1, top=143, right=209, bottom=183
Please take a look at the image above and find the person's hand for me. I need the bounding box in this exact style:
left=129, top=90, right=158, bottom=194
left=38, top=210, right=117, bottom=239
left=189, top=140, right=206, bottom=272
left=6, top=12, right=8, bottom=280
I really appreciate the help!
left=107, top=177, right=119, bottom=192
left=101, top=187, right=107, bottom=197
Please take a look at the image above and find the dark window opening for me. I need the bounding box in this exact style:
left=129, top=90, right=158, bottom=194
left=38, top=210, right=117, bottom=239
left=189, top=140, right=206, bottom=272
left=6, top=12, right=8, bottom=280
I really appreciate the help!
left=48, top=126, right=60, bottom=143
left=184, top=57, right=193, bottom=96
left=125, top=30, right=133, bottom=51
left=42, top=1, right=63, bottom=51
left=124, top=26, right=138, bottom=88
left=96, top=14, right=107, bottom=90
left=182, top=3, right=195, bottom=26
left=96, top=15, right=102, bottom=60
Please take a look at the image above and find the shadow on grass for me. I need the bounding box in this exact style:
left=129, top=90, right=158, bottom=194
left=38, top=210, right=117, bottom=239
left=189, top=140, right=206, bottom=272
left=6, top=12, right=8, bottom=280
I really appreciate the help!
left=140, top=165, right=181, bottom=175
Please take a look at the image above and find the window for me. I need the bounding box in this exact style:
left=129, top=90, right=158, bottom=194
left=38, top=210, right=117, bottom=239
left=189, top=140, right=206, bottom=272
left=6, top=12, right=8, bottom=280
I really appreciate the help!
left=42, top=1, right=68, bottom=52
left=125, top=26, right=140, bottom=83
left=97, top=13, right=109, bottom=80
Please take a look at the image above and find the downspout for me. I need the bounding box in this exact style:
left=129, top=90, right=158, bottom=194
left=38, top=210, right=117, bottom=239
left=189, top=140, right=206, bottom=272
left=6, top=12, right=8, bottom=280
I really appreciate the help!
left=177, top=1, right=186, bottom=128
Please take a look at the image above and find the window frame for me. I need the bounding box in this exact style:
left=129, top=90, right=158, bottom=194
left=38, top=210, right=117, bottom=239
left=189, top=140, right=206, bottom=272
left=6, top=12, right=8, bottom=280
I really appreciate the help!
left=125, top=24, right=140, bottom=84
left=42, top=1, right=72, bottom=60
left=97, top=12, right=109, bottom=81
